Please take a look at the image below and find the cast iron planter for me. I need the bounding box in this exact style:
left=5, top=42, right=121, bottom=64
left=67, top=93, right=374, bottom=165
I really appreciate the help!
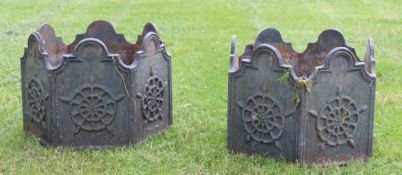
left=228, top=28, right=376, bottom=164
left=21, top=20, right=172, bottom=148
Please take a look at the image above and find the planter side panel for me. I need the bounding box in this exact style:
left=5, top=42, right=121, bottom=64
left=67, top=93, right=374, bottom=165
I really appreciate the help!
left=303, top=48, right=375, bottom=164
left=53, top=40, right=129, bottom=147
left=21, top=37, right=53, bottom=144
left=131, top=35, right=172, bottom=143
left=228, top=47, right=298, bottom=161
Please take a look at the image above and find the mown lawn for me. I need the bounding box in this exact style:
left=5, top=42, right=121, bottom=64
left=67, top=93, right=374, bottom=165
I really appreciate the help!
left=0, top=0, right=401, bottom=174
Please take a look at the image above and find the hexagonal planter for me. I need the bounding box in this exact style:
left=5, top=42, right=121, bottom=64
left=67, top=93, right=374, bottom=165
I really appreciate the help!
left=228, top=28, right=376, bottom=164
left=21, top=20, right=172, bottom=148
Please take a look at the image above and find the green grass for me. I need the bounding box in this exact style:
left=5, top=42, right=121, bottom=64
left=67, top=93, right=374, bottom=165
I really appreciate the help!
left=0, top=0, right=401, bottom=174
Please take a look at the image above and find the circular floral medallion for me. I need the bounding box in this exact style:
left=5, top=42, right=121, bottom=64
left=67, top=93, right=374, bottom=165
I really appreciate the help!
left=61, top=81, right=124, bottom=134
left=309, top=86, right=365, bottom=147
left=317, top=96, right=358, bottom=146
left=27, top=79, right=46, bottom=123
left=241, top=94, right=284, bottom=143
left=138, top=74, right=165, bottom=122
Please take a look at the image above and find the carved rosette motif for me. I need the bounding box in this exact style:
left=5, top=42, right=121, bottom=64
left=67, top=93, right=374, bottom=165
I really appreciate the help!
left=237, top=87, right=294, bottom=150
left=60, top=77, right=124, bottom=134
left=309, top=86, right=367, bottom=148
left=26, top=78, right=48, bottom=124
left=240, top=94, right=285, bottom=143
left=137, top=71, right=166, bottom=122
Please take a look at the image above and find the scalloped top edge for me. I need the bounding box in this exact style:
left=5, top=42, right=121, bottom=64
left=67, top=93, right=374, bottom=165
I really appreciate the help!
left=234, top=28, right=371, bottom=77
left=25, top=20, right=164, bottom=68
left=254, top=28, right=357, bottom=57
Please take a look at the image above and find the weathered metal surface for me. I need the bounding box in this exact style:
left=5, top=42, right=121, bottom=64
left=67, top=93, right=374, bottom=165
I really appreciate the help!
left=21, top=20, right=172, bottom=148
left=228, top=28, right=376, bottom=164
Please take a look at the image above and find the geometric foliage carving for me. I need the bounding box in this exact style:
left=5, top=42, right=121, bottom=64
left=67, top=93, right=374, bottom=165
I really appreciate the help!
left=60, top=76, right=124, bottom=135
left=309, top=85, right=367, bottom=148
left=137, top=71, right=166, bottom=122
left=26, top=78, right=48, bottom=124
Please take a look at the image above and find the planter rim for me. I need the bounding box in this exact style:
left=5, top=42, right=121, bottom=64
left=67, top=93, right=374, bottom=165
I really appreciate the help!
left=229, top=28, right=376, bottom=81
left=23, top=20, right=171, bottom=71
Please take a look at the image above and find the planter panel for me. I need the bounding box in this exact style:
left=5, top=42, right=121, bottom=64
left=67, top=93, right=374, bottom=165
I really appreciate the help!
left=302, top=48, right=375, bottom=164
left=21, top=20, right=172, bottom=148
left=228, top=28, right=376, bottom=164
left=228, top=43, right=298, bottom=161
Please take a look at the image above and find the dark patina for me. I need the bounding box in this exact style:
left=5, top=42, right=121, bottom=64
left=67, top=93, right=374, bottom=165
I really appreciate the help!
left=228, top=28, right=376, bottom=164
left=21, top=20, right=172, bottom=148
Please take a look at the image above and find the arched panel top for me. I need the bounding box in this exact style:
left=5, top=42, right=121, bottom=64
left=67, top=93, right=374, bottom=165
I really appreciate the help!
left=316, top=29, right=348, bottom=52
left=229, top=40, right=297, bottom=81
left=68, top=20, right=130, bottom=50
left=27, top=32, right=42, bottom=54
left=254, top=28, right=291, bottom=48
left=135, top=22, right=170, bottom=64
left=131, top=29, right=171, bottom=68
left=141, top=23, right=160, bottom=40
left=50, top=38, right=123, bottom=73
left=309, top=47, right=376, bottom=82
left=72, top=38, right=116, bottom=59
left=23, top=27, right=65, bottom=70
left=141, top=32, right=161, bottom=56
left=66, top=20, right=140, bottom=65
left=230, top=28, right=375, bottom=80
left=22, top=20, right=169, bottom=71
left=36, top=24, right=66, bottom=63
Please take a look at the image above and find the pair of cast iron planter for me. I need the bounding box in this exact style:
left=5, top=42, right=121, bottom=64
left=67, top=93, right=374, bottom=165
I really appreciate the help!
left=228, top=28, right=376, bottom=164
left=21, top=20, right=376, bottom=165
left=21, top=20, right=172, bottom=147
